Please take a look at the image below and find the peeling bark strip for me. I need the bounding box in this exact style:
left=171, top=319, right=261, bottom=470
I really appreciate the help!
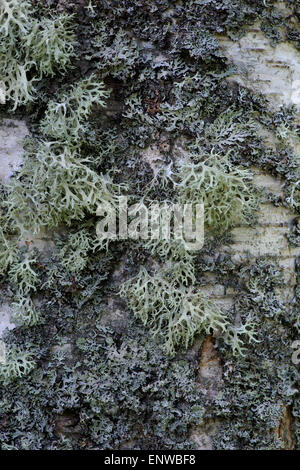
left=0, top=0, right=300, bottom=450
left=198, top=336, right=223, bottom=397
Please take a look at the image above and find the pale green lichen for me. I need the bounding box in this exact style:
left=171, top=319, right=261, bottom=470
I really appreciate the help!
left=87, top=22, right=140, bottom=80
left=39, top=75, right=110, bottom=143
left=120, top=264, right=258, bottom=357
left=177, top=151, right=258, bottom=233
left=12, top=295, right=43, bottom=328
left=8, top=250, right=38, bottom=295
left=120, top=147, right=258, bottom=358
left=144, top=238, right=196, bottom=281
left=0, top=228, right=18, bottom=277
left=0, top=0, right=75, bottom=110
left=25, top=14, right=76, bottom=77
left=4, top=74, right=117, bottom=237
left=5, top=144, right=120, bottom=236
left=0, top=0, right=32, bottom=37
left=0, top=345, right=36, bottom=384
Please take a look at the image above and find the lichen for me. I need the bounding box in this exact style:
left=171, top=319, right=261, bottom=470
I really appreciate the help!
left=120, top=264, right=258, bottom=358
left=39, top=75, right=110, bottom=143
left=177, top=151, right=258, bottom=233
left=0, top=345, right=36, bottom=385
